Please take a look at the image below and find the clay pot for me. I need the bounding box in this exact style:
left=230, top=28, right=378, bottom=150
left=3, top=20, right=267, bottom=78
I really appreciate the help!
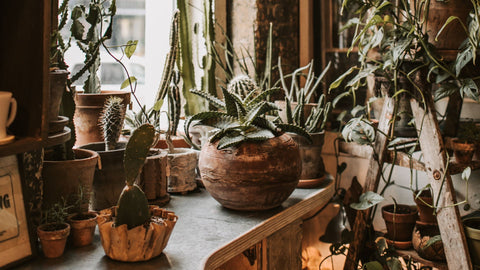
left=381, top=204, right=418, bottom=242
left=139, top=149, right=170, bottom=205
left=67, top=212, right=98, bottom=247
left=199, top=133, right=301, bottom=211
left=96, top=206, right=177, bottom=262
left=166, top=148, right=198, bottom=194
left=463, top=216, right=480, bottom=268
left=74, top=90, right=131, bottom=146
left=78, top=142, right=126, bottom=210
left=153, top=134, right=190, bottom=149
left=412, top=221, right=445, bottom=261
left=452, top=139, right=475, bottom=164
left=37, top=223, right=70, bottom=258
left=42, top=148, right=98, bottom=210
left=288, top=132, right=325, bottom=187
left=413, top=189, right=436, bottom=224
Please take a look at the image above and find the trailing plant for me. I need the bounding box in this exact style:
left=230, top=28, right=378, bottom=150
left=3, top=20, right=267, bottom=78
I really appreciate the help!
left=276, top=59, right=332, bottom=133
left=99, top=96, right=126, bottom=151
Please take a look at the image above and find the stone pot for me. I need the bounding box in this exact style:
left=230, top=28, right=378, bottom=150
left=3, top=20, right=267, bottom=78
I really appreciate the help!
left=199, top=133, right=301, bottom=211
left=78, top=142, right=126, bottom=210
left=42, top=148, right=99, bottom=210
left=413, top=189, right=436, bottom=224
left=74, top=90, right=131, bottom=146
left=381, top=204, right=418, bottom=242
left=67, top=212, right=98, bottom=247
left=96, top=205, right=177, bottom=262
left=463, top=216, right=480, bottom=268
left=166, top=148, right=198, bottom=194
left=37, top=223, right=70, bottom=258
left=139, top=149, right=170, bottom=206
left=412, top=221, right=445, bottom=261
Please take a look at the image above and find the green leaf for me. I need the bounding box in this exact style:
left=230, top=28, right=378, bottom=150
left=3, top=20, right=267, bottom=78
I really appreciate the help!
left=329, top=67, right=355, bottom=90
left=332, top=92, right=351, bottom=108
left=120, top=76, right=137, bottom=89
left=153, top=99, right=164, bottom=111
left=125, top=40, right=138, bottom=58
left=386, top=257, right=403, bottom=270
left=244, top=128, right=275, bottom=141
left=217, top=134, right=246, bottom=149
left=277, top=123, right=312, bottom=143
left=422, top=235, right=442, bottom=250
left=350, top=191, right=384, bottom=210
left=364, top=261, right=383, bottom=270
left=434, top=82, right=458, bottom=101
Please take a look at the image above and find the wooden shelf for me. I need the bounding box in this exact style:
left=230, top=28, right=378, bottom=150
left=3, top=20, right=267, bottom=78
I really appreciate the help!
left=396, top=249, right=448, bottom=270
left=0, top=138, right=43, bottom=157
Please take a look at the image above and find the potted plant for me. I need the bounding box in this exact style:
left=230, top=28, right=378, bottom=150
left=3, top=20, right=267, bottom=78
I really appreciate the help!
left=37, top=199, right=71, bottom=258
left=96, top=123, right=178, bottom=262
left=66, top=186, right=98, bottom=247
left=412, top=221, right=446, bottom=261
left=413, top=186, right=437, bottom=224
left=381, top=202, right=418, bottom=248
left=452, top=121, right=478, bottom=164
left=275, top=59, right=332, bottom=187
left=68, top=0, right=131, bottom=146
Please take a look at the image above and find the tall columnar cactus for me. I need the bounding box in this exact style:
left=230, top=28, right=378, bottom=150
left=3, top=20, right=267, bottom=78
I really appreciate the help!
left=115, top=124, right=155, bottom=230
left=227, top=75, right=258, bottom=99
left=100, top=97, right=126, bottom=151
left=165, top=71, right=181, bottom=153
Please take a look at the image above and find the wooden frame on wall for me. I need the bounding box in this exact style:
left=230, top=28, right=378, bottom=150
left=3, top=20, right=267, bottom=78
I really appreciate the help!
left=0, top=155, right=35, bottom=268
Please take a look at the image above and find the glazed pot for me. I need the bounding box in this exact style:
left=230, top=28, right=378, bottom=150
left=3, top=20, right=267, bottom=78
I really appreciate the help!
left=37, top=223, right=70, bottom=258
left=381, top=204, right=418, bottom=242
left=199, top=133, right=301, bottom=211
left=67, top=212, right=98, bottom=247
left=413, top=189, right=436, bottom=224
left=463, top=216, right=480, bottom=268
left=412, top=221, right=445, bottom=261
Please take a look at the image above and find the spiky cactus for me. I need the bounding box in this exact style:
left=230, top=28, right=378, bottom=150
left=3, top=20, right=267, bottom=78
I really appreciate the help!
left=100, top=97, right=126, bottom=151
left=227, top=75, right=257, bottom=100
left=115, top=124, right=155, bottom=230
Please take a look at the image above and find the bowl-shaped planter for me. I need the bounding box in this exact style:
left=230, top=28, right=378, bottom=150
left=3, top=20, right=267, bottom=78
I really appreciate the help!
left=67, top=212, right=98, bottom=247
left=199, top=133, right=301, bottom=211
left=381, top=204, right=418, bottom=242
left=37, top=222, right=70, bottom=258
left=463, top=216, right=480, bottom=268
left=412, top=221, right=445, bottom=261
left=96, top=205, right=177, bottom=262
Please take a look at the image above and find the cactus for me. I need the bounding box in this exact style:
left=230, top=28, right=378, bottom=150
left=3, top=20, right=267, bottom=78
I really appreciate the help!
left=99, top=97, right=126, bottom=151
left=227, top=75, right=258, bottom=100
left=165, top=71, right=182, bottom=153
left=115, top=123, right=155, bottom=229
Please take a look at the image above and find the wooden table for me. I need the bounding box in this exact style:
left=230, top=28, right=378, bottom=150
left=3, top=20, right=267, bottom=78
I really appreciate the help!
left=16, top=178, right=334, bottom=270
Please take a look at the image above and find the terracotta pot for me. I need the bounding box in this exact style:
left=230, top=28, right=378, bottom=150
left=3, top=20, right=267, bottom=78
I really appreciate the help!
left=78, top=142, right=126, bottom=210
left=452, top=139, right=475, bottom=164
left=166, top=148, right=198, bottom=194
left=412, top=221, right=445, bottom=261
left=67, top=212, right=98, bottom=247
left=199, top=133, right=301, bottom=211
left=48, top=69, right=69, bottom=134
left=96, top=205, right=177, bottom=262
left=42, top=148, right=99, bottom=210
left=154, top=134, right=190, bottom=149
left=413, top=189, right=436, bottom=224
left=139, top=149, right=170, bottom=205
left=464, top=217, right=480, bottom=268
left=37, top=223, right=70, bottom=258
left=382, top=204, right=418, bottom=242
left=288, top=132, right=326, bottom=187
left=74, top=90, right=131, bottom=146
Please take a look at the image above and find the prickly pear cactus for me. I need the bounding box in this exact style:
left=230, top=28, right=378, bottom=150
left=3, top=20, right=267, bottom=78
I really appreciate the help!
left=100, top=97, right=126, bottom=151
left=115, top=124, right=155, bottom=229
left=227, top=75, right=257, bottom=99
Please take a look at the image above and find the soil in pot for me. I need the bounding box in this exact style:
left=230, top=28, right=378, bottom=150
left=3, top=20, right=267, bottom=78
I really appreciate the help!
left=412, top=221, right=445, bottom=261
left=463, top=217, right=480, bottom=268
left=413, top=189, right=436, bottom=224
left=381, top=204, right=418, bottom=242
left=67, top=212, right=97, bottom=247
left=37, top=223, right=70, bottom=258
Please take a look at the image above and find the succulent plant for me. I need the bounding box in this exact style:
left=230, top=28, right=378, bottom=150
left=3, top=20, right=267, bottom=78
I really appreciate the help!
left=115, top=123, right=155, bottom=229
left=100, top=96, right=126, bottom=151
left=185, top=74, right=311, bottom=150
left=227, top=75, right=258, bottom=99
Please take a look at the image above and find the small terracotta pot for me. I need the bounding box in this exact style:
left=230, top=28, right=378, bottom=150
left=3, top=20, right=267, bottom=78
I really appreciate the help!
left=67, top=212, right=98, bottom=247
left=37, top=223, right=71, bottom=258
left=464, top=217, right=480, bottom=268
left=382, top=204, right=418, bottom=242
left=452, top=139, right=475, bottom=164
left=413, top=189, right=436, bottom=224
left=412, top=221, right=445, bottom=261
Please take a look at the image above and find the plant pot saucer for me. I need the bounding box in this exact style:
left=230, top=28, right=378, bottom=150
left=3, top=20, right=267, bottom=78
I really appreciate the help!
left=49, top=116, right=69, bottom=135
left=297, top=175, right=326, bottom=189
left=0, top=135, right=15, bottom=145
left=384, top=234, right=412, bottom=250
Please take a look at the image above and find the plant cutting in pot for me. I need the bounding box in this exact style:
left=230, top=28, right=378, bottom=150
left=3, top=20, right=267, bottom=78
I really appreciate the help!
left=275, top=59, right=332, bottom=188
left=37, top=199, right=71, bottom=258
left=381, top=201, right=418, bottom=249
left=96, top=123, right=178, bottom=262
left=451, top=121, right=479, bottom=164
left=66, top=185, right=97, bottom=247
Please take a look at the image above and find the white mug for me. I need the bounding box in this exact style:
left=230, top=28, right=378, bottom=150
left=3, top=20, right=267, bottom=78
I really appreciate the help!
left=0, top=91, right=17, bottom=139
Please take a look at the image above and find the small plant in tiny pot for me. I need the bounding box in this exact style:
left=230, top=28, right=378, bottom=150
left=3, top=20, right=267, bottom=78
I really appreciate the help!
left=37, top=200, right=71, bottom=258
left=66, top=186, right=97, bottom=247
left=452, top=121, right=478, bottom=164
left=413, top=186, right=436, bottom=224
left=381, top=203, right=418, bottom=244
left=96, top=124, right=178, bottom=262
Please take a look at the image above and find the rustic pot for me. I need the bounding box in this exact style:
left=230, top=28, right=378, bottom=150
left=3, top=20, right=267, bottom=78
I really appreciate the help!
left=199, top=133, right=301, bottom=211
left=412, top=221, right=445, bottom=261
left=37, top=223, right=70, bottom=258
left=96, top=206, right=177, bottom=262
left=139, top=149, right=170, bottom=206
left=464, top=216, right=480, bottom=268
left=154, top=134, right=190, bottom=149
left=452, top=139, right=475, bottom=164
left=166, top=148, right=198, bottom=194
left=42, top=148, right=98, bottom=210
left=288, top=132, right=325, bottom=188
left=413, top=189, right=436, bottom=224
left=74, top=90, right=131, bottom=146
left=78, top=142, right=126, bottom=210
left=381, top=204, right=418, bottom=242
left=48, top=69, right=69, bottom=134
left=67, top=212, right=98, bottom=247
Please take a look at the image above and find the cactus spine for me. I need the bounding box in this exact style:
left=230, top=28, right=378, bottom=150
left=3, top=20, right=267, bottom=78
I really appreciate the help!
left=100, top=97, right=126, bottom=151
left=115, top=124, right=155, bottom=229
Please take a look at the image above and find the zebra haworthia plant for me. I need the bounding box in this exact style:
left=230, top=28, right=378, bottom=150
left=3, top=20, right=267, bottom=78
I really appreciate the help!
left=185, top=75, right=312, bottom=150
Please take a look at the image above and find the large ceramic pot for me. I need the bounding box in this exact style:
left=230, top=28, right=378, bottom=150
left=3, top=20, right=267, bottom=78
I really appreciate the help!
left=288, top=132, right=325, bottom=188
left=199, top=133, right=301, bottom=211
left=74, top=90, right=131, bottom=146
left=463, top=216, right=480, bottom=268
left=78, top=142, right=126, bottom=210
left=42, top=148, right=98, bottom=210
left=381, top=204, right=418, bottom=242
